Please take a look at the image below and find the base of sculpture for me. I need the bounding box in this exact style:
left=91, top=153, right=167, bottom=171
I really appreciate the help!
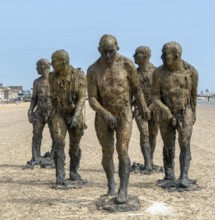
left=25, top=151, right=55, bottom=169
left=51, top=178, right=88, bottom=190
left=157, top=179, right=200, bottom=192
left=131, top=162, right=164, bottom=174
left=96, top=195, right=141, bottom=212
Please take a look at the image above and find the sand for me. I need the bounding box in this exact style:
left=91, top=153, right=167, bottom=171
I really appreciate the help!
left=0, top=102, right=214, bottom=219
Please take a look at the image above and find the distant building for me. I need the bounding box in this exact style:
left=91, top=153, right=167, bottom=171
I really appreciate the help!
left=0, top=87, right=4, bottom=99
left=4, top=87, right=19, bottom=100
left=8, top=86, right=23, bottom=92
left=0, top=84, right=31, bottom=101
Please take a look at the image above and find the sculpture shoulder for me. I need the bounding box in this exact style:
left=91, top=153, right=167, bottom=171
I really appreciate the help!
left=153, top=65, right=165, bottom=77
left=73, top=67, right=85, bottom=79
left=87, top=59, right=100, bottom=76
left=118, top=54, right=135, bottom=69
left=49, top=71, right=55, bottom=80
left=33, top=77, right=41, bottom=86
left=71, top=67, right=86, bottom=87
left=182, top=60, right=198, bottom=76
left=149, top=63, right=156, bottom=72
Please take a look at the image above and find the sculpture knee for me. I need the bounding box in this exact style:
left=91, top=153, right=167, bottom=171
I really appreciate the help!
left=163, top=145, right=175, bottom=161
left=54, top=143, right=65, bottom=161
left=117, top=147, right=128, bottom=163
left=102, top=147, right=114, bottom=160
left=32, top=134, right=42, bottom=144
left=69, top=147, right=81, bottom=158
left=54, top=138, right=65, bottom=149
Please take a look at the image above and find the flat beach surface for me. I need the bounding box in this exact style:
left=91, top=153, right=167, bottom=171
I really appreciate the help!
left=0, top=102, right=214, bottom=219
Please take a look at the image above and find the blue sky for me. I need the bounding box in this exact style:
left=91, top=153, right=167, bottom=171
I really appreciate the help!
left=0, top=0, right=214, bottom=93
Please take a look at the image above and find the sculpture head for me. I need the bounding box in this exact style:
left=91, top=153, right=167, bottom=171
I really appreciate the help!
left=36, top=58, right=50, bottom=75
left=161, top=42, right=182, bottom=69
left=133, top=46, right=151, bottom=66
left=98, top=34, right=119, bottom=64
left=51, top=49, right=70, bottom=72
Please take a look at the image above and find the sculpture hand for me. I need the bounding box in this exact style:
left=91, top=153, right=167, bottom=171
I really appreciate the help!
left=141, top=107, right=151, bottom=121
left=28, top=111, right=34, bottom=123
left=164, top=108, right=173, bottom=121
left=66, top=114, right=79, bottom=128
left=104, top=111, right=117, bottom=129
left=192, top=114, right=196, bottom=125
left=170, top=117, right=177, bottom=128
left=48, top=108, right=55, bottom=122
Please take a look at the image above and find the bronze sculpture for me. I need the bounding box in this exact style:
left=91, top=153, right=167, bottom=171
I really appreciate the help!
left=133, top=46, right=159, bottom=173
left=49, top=50, right=87, bottom=187
left=27, top=58, right=54, bottom=167
left=87, top=34, right=149, bottom=203
left=152, top=42, right=198, bottom=189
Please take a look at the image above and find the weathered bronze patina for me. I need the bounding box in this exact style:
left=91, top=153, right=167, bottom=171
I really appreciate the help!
left=27, top=58, right=54, bottom=168
left=87, top=34, right=149, bottom=204
left=49, top=50, right=87, bottom=187
left=152, top=42, right=198, bottom=190
left=133, top=46, right=160, bottom=174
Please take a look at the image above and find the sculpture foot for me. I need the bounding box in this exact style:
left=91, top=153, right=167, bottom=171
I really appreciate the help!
left=40, top=157, right=55, bottom=168
left=25, top=159, right=41, bottom=169
left=177, top=179, right=199, bottom=191
left=107, top=188, right=117, bottom=197
left=152, top=164, right=164, bottom=173
left=115, top=190, right=127, bottom=204
left=52, top=182, right=69, bottom=190
left=141, top=166, right=154, bottom=175
left=69, top=171, right=82, bottom=181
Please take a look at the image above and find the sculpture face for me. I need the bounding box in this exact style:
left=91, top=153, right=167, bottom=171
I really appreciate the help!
left=134, top=50, right=146, bottom=66
left=100, top=42, right=117, bottom=64
left=36, top=59, right=50, bottom=76
left=51, top=57, right=65, bottom=72
left=36, top=62, right=43, bottom=75
left=161, top=47, right=176, bottom=68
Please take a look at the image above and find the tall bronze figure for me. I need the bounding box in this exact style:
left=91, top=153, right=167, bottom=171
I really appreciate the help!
left=49, top=50, right=86, bottom=186
left=152, top=42, right=198, bottom=188
left=133, top=46, right=159, bottom=173
left=27, top=58, right=54, bottom=167
left=87, top=34, right=149, bottom=203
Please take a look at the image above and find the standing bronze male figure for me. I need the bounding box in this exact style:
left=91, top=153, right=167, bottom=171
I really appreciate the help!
left=87, top=34, right=149, bottom=203
left=133, top=46, right=159, bottom=173
left=152, top=42, right=198, bottom=188
left=27, top=58, right=54, bottom=167
left=49, top=50, right=86, bottom=187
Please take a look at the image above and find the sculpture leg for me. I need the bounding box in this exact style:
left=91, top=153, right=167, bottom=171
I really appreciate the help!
left=48, top=122, right=55, bottom=160
left=116, top=111, right=132, bottom=203
left=141, top=142, right=152, bottom=171
left=116, top=154, right=131, bottom=204
left=54, top=141, right=66, bottom=185
left=160, top=120, right=176, bottom=180
left=30, top=120, right=45, bottom=163
left=52, top=114, right=67, bottom=185
left=95, top=114, right=116, bottom=196
left=148, top=113, right=159, bottom=165
left=68, top=115, right=84, bottom=181
left=177, top=108, right=193, bottom=187
left=135, top=110, right=152, bottom=171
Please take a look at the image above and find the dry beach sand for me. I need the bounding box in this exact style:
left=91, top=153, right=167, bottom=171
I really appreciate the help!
left=0, top=102, right=215, bottom=219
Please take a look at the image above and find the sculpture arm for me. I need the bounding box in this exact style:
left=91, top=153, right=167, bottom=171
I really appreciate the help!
left=125, top=61, right=150, bottom=120
left=28, top=80, right=38, bottom=112
left=190, top=68, right=199, bottom=123
left=87, top=67, right=110, bottom=116
left=152, top=69, right=173, bottom=120
left=28, top=80, right=38, bottom=123
left=74, top=73, right=87, bottom=118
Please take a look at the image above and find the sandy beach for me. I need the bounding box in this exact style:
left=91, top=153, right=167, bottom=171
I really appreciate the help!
left=0, top=102, right=214, bottom=219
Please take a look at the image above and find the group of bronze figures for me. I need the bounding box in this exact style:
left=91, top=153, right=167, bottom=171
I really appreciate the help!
left=27, top=34, right=198, bottom=204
